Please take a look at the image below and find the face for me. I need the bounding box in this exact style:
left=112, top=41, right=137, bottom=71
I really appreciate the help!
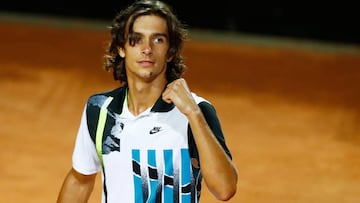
left=118, top=15, right=172, bottom=83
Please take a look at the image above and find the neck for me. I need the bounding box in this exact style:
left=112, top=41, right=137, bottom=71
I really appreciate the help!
left=126, top=78, right=167, bottom=116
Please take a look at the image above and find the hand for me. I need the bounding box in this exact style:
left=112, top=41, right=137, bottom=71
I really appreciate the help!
left=162, top=78, right=200, bottom=116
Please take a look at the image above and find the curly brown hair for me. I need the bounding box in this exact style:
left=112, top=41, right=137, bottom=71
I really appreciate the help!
left=103, top=0, right=189, bottom=84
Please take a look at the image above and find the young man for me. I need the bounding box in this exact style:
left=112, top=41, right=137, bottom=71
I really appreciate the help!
left=57, top=1, right=238, bottom=202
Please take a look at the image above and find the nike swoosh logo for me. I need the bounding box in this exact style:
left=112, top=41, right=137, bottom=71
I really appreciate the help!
left=149, top=127, right=162, bottom=134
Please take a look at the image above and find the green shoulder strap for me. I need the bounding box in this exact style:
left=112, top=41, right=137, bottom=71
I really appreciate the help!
left=95, top=96, right=114, bottom=167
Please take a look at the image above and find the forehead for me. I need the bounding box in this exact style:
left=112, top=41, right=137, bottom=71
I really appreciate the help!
left=132, top=15, right=168, bottom=34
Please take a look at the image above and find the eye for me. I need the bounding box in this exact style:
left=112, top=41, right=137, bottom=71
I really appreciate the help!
left=153, top=36, right=165, bottom=44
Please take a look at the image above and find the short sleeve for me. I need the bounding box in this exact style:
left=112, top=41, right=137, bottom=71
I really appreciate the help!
left=72, top=105, right=101, bottom=175
left=188, top=100, right=233, bottom=164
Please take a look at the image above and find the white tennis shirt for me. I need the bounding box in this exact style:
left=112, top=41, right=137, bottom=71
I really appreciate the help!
left=72, top=86, right=232, bottom=203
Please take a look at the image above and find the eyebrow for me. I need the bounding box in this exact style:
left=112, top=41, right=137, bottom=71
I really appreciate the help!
left=153, top=33, right=168, bottom=38
left=133, top=32, right=168, bottom=38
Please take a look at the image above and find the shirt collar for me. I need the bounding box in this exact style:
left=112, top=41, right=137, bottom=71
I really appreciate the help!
left=151, top=96, right=175, bottom=112
left=110, top=86, right=175, bottom=115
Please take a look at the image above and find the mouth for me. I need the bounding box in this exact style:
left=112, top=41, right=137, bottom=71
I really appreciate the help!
left=138, top=59, right=154, bottom=67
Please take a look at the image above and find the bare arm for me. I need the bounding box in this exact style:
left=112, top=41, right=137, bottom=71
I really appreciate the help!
left=57, top=168, right=97, bottom=203
left=162, top=78, right=238, bottom=201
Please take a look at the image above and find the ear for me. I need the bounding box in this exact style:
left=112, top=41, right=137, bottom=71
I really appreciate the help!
left=166, top=55, right=173, bottom=62
left=118, top=47, right=125, bottom=58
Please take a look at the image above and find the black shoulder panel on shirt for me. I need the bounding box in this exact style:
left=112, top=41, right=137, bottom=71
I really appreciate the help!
left=188, top=101, right=233, bottom=162
left=85, top=86, right=127, bottom=144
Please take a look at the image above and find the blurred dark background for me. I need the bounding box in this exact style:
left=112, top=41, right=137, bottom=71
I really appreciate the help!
left=1, top=0, right=359, bottom=44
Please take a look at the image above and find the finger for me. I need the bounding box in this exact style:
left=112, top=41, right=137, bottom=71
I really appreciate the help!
left=162, top=94, right=172, bottom=104
left=162, top=90, right=173, bottom=104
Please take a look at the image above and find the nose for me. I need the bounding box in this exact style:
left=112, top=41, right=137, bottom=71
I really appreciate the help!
left=142, top=40, right=152, bottom=55
left=142, top=47, right=152, bottom=55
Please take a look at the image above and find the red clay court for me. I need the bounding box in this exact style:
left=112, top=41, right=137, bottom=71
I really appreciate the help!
left=1, top=15, right=360, bottom=203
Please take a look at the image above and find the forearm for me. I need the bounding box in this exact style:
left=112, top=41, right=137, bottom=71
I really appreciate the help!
left=57, top=168, right=96, bottom=203
left=162, top=78, right=238, bottom=199
left=187, top=110, right=238, bottom=201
